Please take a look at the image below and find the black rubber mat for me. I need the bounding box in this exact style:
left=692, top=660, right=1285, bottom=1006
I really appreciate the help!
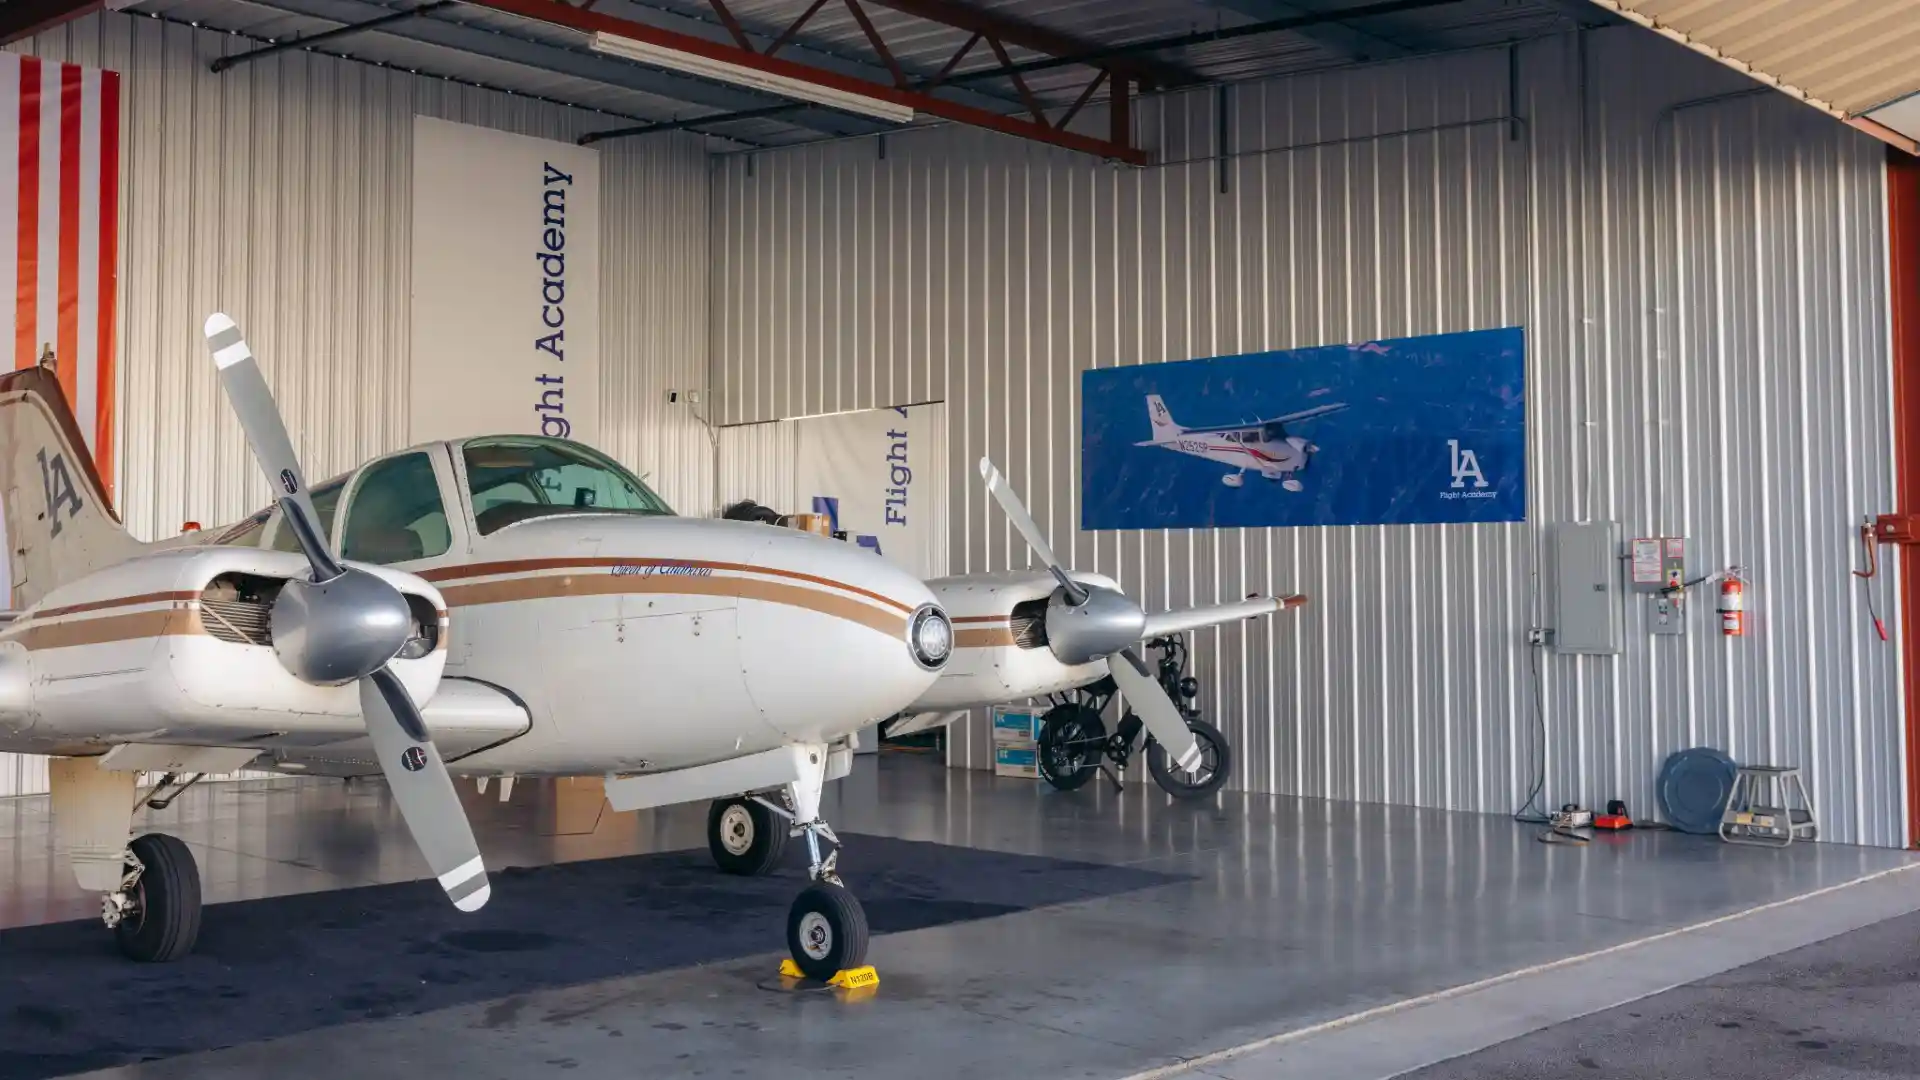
left=0, top=834, right=1185, bottom=1079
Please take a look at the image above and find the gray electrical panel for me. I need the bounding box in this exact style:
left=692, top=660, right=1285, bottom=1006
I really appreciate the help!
left=1548, top=521, right=1623, bottom=655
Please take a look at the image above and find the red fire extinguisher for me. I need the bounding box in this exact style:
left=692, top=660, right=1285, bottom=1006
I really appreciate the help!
left=1719, top=568, right=1745, bottom=637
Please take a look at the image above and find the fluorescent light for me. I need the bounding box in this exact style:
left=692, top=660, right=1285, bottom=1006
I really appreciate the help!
left=588, top=31, right=914, bottom=124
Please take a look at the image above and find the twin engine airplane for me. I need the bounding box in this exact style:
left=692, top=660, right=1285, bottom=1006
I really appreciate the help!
left=0, top=313, right=1306, bottom=979
left=1135, top=393, right=1347, bottom=490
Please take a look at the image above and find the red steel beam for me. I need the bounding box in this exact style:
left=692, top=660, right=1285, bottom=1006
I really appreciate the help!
left=460, top=0, right=1148, bottom=162
left=1891, top=145, right=1920, bottom=849
left=0, top=0, right=103, bottom=46
left=856, top=0, right=1195, bottom=90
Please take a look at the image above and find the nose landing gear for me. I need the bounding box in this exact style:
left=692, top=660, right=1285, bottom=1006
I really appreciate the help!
left=702, top=745, right=871, bottom=983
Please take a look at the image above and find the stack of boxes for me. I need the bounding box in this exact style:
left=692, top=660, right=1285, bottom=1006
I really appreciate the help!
left=991, top=706, right=1041, bottom=778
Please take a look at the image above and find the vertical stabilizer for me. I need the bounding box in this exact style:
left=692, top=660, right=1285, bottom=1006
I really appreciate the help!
left=0, top=365, right=144, bottom=609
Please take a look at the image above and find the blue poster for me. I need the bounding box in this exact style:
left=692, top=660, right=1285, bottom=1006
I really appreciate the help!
left=1080, top=328, right=1526, bottom=530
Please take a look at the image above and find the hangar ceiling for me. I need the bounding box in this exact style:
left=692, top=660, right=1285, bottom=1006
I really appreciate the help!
left=1, top=0, right=1619, bottom=155
left=1587, top=0, right=1920, bottom=154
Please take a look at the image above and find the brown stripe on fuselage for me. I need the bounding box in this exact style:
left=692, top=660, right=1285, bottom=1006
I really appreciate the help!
left=421, top=557, right=913, bottom=615
left=438, top=571, right=908, bottom=640
left=37, top=590, right=199, bottom=620
left=955, top=627, right=1017, bottom=648
left=952, top=614, right=1011, bottom=624
left=8, top=606, right=201, bottom=650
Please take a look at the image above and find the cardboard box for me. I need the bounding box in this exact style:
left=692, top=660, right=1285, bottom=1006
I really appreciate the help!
left=994, top=745, right=1038, bottom=779
left=992, top=708, right=1040, bottom=744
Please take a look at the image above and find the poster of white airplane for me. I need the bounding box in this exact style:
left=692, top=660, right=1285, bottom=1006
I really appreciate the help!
left=1133, top=394, right=1348, bottom=490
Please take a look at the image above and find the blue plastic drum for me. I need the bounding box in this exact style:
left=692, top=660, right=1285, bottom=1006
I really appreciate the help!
left=1657, top=747, right=1739, bottom=834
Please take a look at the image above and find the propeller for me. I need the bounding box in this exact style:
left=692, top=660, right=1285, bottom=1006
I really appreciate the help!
left=979, top=458, right=1204, bottom=774
left=202, top=313, right=489, bottom=914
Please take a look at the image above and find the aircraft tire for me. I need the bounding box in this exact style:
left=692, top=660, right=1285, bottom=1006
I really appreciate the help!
left=1147, top=719, right=1232, bottom=801
left=708, top=797, right=788, bottom=876
left=115, top=833, right=202, bottom=963
left=787, top=882, right=868, bottom=982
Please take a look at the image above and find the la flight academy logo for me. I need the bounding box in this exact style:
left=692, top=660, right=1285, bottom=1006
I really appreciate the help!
left=1441, top=438, right=1497, bottom=500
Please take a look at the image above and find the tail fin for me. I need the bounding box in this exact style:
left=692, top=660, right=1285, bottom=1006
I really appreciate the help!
left=0, top=365, right=143, bottom=610
left=1145, top=394, right=1183, bottom=442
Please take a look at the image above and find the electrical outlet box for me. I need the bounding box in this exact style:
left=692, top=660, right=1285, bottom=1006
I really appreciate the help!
left=1548, top=521, right=1623, bottom=655
left=1526, top=627, right=1552, bottom=647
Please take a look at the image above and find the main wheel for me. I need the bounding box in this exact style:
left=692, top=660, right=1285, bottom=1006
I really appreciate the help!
left=708, top=797, right=788, bottom=876
left=1147, top=719, right=1232, bottom=801
left=1036, top=703, right=1107, bottom=791
left=115, top=833, right=202, bottom=963
left=786, top=882, right=869, bottom=982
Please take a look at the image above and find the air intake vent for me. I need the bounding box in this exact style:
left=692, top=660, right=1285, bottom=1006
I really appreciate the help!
left=1010, top=598, right=1048, bottom=650
left=200, top=597, right=272, bottom=646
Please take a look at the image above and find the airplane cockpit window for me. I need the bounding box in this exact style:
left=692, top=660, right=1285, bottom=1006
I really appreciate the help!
left=341, top=452, right=453, bottom=565
left=1241, top=429, right=1264, bottom=443
left=462, top=436, right=674, bottom=536
left=268, top=479, right=345, bottom=554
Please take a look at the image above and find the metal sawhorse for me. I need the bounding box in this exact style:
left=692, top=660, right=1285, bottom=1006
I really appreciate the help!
left=1719, top=765, right=1817, bottom=847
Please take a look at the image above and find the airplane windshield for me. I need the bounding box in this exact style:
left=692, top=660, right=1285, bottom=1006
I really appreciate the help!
left=463, top=436, right=674, bottom=536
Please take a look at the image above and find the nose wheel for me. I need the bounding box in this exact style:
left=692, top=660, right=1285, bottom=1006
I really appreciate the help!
left=786, top=881, right=869, bottom=982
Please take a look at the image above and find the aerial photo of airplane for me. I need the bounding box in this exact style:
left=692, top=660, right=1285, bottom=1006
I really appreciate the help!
left=1133, top=393, right=1348, bottom=490
left=0, top=312, right=1308, bottom=981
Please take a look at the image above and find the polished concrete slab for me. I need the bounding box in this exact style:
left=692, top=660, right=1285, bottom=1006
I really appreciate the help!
left=0, top=752, right=1913, bottom=1080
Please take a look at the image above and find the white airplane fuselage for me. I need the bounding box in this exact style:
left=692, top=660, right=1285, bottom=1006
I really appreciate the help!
left=0, top=445, right=947, bottom=782
left=1156, top=432, right=1309, bottom=478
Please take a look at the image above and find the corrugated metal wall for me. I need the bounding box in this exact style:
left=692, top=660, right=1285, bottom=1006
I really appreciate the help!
left=1, top=13, right=713, bottom=797
left=711, top=27, right=1907, bottom=845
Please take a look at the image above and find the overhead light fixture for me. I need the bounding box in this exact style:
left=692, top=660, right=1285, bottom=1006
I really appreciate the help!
left=588, top=31, right=914, bottom=124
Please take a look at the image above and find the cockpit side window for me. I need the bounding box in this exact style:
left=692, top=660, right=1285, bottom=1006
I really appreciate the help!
left=1242, top=428, right=1263, bottom=443
left=462, top=436, right=674, bottom=536
left=268, top=479, right=345, bottom=554
left=340, top=452, right=453, bottom=565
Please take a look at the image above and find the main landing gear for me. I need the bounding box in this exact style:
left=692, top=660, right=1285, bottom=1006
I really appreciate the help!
left=48, top=757, right=204, bottom=962
left=706, top=745, right=869, bottom=982
left=104, top=833, right=203, bottom=962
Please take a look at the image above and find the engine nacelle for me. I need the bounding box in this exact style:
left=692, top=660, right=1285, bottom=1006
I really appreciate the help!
left=0, top=546, right=448, bottom=753
left=902, top=569, right=1111, bottom=714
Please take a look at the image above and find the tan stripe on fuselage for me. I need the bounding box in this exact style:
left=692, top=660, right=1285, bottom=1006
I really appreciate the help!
left=438, top=570, right=908, bottom=640
left=955, top=628, right=1017, bottom=648
left=7, top=606, right=202, bottom=650
left=421, top=557, right=913, bottom=615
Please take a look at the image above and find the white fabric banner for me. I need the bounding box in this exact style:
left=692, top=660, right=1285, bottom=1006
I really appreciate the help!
left=409, top=116, right=600, bottom=447
left=790, top=403, right=944, bottom=581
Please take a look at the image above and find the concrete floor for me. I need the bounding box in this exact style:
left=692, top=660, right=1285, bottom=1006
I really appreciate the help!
left=1, top=752, right=1916, bottom=1080
left=1401, top=884, right=1920, bottom=1080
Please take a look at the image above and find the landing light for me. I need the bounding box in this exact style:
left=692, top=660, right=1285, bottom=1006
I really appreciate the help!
left=909, top=605, right=952, bottom=670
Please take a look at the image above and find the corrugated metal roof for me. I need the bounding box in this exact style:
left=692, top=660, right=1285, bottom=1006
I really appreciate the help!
left=112, top=0, right=1611, bottom=147
left=1590, top=0, right=1920, bottom=147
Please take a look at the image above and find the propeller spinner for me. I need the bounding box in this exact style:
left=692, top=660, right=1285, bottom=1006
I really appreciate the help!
left=203, top=313, right=490, bottom=913
left=978, top=458, right=1205, bottom=775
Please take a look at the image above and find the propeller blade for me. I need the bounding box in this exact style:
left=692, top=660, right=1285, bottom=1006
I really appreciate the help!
left=1140, top=594, right=1308, bottom=639
left=202, top=313, right=342, bottom=581
left=1108, top=647, right=1203, bottom=775
left=360, top=667, right=489, bottom=912
left=979, top=457, right=1087, bottom=605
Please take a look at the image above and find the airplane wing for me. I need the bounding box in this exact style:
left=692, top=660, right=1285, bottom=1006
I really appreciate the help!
left=1169, top=402, right=1348, bottom=434
left=1265, top=402, right=1348, bottom=425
